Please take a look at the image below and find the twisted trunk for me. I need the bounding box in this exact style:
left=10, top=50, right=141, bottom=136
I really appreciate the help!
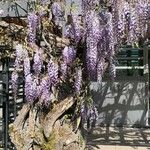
left=9, top=97, right=86, bottom=150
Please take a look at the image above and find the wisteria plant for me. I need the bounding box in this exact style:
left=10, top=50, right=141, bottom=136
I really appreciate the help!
left=9, top=0, right=150, bottom=150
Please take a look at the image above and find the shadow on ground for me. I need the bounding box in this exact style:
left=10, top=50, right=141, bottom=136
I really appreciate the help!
left=86, top=127, right=150, bottom=150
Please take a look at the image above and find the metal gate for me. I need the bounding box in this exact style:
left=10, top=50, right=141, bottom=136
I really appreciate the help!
left=0, top=46, right=25, bottom=150
left=0, top=1, right=33, bottom=149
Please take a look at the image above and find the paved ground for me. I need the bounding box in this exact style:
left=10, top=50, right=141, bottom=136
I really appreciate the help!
left=0, top=108, right=2, bottom=149
left=86, top=127, right=150, bottom=150
left=87, top=145, right=150, bottom=150
left=1, top=118, right=150, bottom=150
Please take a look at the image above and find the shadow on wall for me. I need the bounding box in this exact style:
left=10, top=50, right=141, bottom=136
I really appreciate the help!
left=92, top=80, right=148, bottom=127
left=85, top=80, right=150, bottom=149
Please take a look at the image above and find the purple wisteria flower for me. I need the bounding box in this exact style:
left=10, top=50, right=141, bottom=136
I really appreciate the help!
left=82, top=0, right=98, bottom=13
left=62, top=46, right=76, bottom=65
left=86, top=46, right=98, bottom=80
left=74, top=67, right=82, bottom=94
left=15, top=44, right=28, bottom=65
left=25, top=74, right=37, bottom=103
left=48, top=59, right=58, bottom=86
left=85, top=10, right=100, bottom=41
left=106, top=12, right=115, bottom=56
left=33, top=49, right=43, bottom=76
left=109, top=57, right=116, bottom=79
left=51, top=2, right=64, bottom=27
left=24, top=57, right=31, bottom=76
left=38, top=77, right=51, bottom=106
left=16, top=44, right=24, bottom=61
left=27, top=12, right=38, bottom=43
left=135, top=0, right=149, bottom=38
left=85, top=10, right=100, bottom=80
left=60, top=62, right=67, bottom=77
left=64, top=14, right=83, bottom=44
left=40, top=87, right=51, bottom=107
left=127, top=6, right=139, bottom=44
left=97, top=57, right=105, bottom=84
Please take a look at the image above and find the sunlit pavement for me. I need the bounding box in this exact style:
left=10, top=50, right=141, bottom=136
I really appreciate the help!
left=86, top=127, right=150, bottom=150
left=87, top=145, right=150, bottom=150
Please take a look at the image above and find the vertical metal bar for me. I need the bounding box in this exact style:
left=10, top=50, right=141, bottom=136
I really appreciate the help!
left=138, top=48, right=143, bottom=76
left=127, top=49, right=132, bottom=76
left=2, top=57, right=9, bottom=150
left=143, top=46, right=150, bottom=126
left=149, top=46, right=150, bottom=125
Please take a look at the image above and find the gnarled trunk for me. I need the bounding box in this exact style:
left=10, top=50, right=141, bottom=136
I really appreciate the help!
left=9, top=97, right=86, bottom=150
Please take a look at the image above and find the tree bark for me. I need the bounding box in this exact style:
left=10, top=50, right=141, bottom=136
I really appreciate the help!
left=9, top=97, right=86, bottom=150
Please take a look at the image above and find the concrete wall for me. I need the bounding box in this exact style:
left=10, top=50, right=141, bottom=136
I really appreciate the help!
left=92, top=77, right=149, bottom=127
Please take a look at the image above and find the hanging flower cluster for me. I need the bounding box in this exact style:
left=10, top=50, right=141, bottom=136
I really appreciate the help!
left=27, top=12, right=38, bottom=43
left=11, top=44, right=28, bottom=97
left=12, top=44, right=58, bottom=106
left=65, top=14, right=83, bottom=44
left=48, top=59, right=58, bottom=86
left=39, top=77, right=51, bottom=106
left=111, top=0, right=150, bottom=45
left=33, top=49, right=43, bottom=76
left=62, top=46, right=76, bottom=64
left=51, top=2, right=64, bottom=27
left=25, top=74, right=37, bottom=103
left=11, top=0, right=150, bottom=122
left=74, top=67, right=82, bottom=94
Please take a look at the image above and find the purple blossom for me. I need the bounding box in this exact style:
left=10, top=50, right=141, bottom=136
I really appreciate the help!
left=51, top=2, right=64, bottom=27
left=60, top=62, right=67, bottom=77
left=97, top=57, right=105, bottom=84
left=62, top=46, right=76, bottom=65
left=25, top=74, right=37, bottom=103
left=74, top=67, right=82, bottom=94
left=33, top=49, right=43, bottom=76
left=72, top=15, right=82, bottom=42
left=106, top=12, right=115, bottom=56
left=16, top=44, right=24, bottom=61
left=24, top=57, right=31, bottom=76
left=64, top=14, right=83, bottom=44
left=127, top=6, right=139, bottom=44
left=85, top=10, right=100, bottom=80
left=15, top=44, right=28, bottom=65
left=40, top=87, right=51, bottom=107
left=39, top=77, right=50, bottom=95
left=135, top=0, right=149, bottom=38
left=48, top=59, right=58, bottom=86
left=27, top=12, right=38, bottom=43
left=109, top=58, right=116, bottom=79
left=111, top=0, right=121, bottom=45
left=38, top=77, right=51, bottom=106
left=85, top=10, right=100, bottom=41
left=82, top=0, right=98, bottom=13
left=86, top=40, right=98, bottom=80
